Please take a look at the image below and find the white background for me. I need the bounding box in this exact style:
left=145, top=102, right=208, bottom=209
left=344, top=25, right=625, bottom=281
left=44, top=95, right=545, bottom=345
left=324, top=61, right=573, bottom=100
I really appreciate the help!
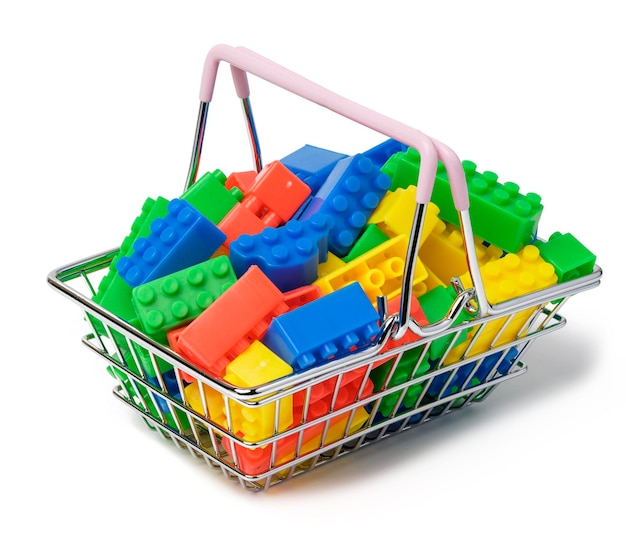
left=1, top=1, right=623, bottom=548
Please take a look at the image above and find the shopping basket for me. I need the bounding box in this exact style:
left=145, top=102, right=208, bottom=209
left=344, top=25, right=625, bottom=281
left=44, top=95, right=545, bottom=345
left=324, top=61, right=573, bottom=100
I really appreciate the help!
left=47, top=45, right=603, bottom=491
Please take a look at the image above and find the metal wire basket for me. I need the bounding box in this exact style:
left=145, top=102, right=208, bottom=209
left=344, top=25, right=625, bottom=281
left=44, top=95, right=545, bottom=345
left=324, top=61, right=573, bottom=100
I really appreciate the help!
left=47, top=45, right=602, bottom=491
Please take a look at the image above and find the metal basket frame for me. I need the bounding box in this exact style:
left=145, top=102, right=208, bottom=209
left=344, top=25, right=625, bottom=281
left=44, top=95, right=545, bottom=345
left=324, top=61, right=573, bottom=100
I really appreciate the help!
left=48, top=45, right=602, bottom=491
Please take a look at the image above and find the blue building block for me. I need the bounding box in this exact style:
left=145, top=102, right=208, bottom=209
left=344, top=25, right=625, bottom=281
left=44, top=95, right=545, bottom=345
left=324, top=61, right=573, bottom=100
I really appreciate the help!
left=230, top=213, right=332, bottom=292
left=300, top=154, right=391, bottom=257
left=281, top=144, right=348, bottom=194
left=147, top=369, right=183, bottom=414
left=361, top=138, right=408, bottom=169
left=117, top=199, right=226, bottom=287
left=473, top=347, right=519, bottom=383
left=263, top=282, right=380, bottom=372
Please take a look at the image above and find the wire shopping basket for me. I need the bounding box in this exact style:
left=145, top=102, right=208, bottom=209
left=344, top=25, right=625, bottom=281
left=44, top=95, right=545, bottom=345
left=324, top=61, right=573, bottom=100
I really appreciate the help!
left=48, top=45, right=602, bottom=491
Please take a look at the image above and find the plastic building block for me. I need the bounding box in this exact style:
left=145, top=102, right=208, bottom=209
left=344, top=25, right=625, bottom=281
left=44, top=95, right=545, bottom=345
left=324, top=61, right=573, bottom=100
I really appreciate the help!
left=93, top=196, right=170, bottom=323
left=263, top=282, right=380, bottom=372
left=293, top=365, right=374, bottom=421
left=184, top=378, right=226, bottom=426
left=419, top=218, right=504, bottom=286
left=282, top=285, right=322, bottom=312
left=224, top=170, right=257, bottom=195
left=180, top=169, right=243, bottom=224
left=436, top=160, right=543, bottom=253
left=116, top=199, right=226, bottom=287
left=218, top=203, right=269, bottom=247
left=370, top=346, right=431, bottom=418
left=446, top=245, right=558, bottom=361
left=301, top=154, right=391, bottom=256
left=382, top=149, right=543, bottom=252
left=218, top=161, right=311, bottom=246
left=418, top=285, right=474, bottom=362
left=342, top=224, right=389, bottom=262
left=317, top=252, right=345, bottom=277
left=362, top=138, right=408, bottom=169
left=223, top=341, right=294, bottom=442
left=381, top=146, right=422, bottom=191
left=221, top=405, right=370, bottom=476
left=146, top=369, right=183, bottom=414
left=131, top=255, right=237, bottom=343
left=176, top=266, right=289, bottom=378
left=280, top=144, right=348, bottom=194
left=372, top=293, right=428, bottom=367
left=368, top=185, right=441, bottom=243
left=229, top=213, right=331, bottom=292
left=535, top=231, right=596, bottom=282
left=313, top=234, right=428, bottom=303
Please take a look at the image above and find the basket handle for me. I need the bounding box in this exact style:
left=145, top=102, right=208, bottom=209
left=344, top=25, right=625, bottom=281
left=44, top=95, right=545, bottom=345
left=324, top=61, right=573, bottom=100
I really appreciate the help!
left=193, top=44, right=491, bottom=337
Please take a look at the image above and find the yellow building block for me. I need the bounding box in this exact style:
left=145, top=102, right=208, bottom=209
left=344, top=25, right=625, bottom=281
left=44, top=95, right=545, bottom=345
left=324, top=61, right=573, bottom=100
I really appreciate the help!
left=444, top=245, right=557, bottom=363
left=183, top=341, right=293, bottom=442
left=420, top=218, right=504, bottom=286
left=317, top=252, right=345, bottom=278
left=223, top=341, right=294, bottom=443
left=184, top=380, right=227, bottom=428
left=369, top=185, right=440, bottom=242
left=313, top=234, right=428, bottom=303
left=276, top=406, right=371, bottom=473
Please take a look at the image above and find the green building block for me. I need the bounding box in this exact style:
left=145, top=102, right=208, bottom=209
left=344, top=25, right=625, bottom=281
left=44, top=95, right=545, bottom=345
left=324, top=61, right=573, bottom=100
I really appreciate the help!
left=381, top=148, right=421, bottom=191
left=106, top=366, right=190, bottom=432
left=382, top=148, right=543, bottom=253
left=342, top=224, right=390, bottom=262
left=131, top=255, right=237, bottom=344
left=535, top=232, right=596, bottom=282
left=418, top=285, right=474, bottom=361
left=370, top=345, right=430, bottom=417
left=93, top=196, right=171, bottom=322
left=180, top=168, right=243, bottom=224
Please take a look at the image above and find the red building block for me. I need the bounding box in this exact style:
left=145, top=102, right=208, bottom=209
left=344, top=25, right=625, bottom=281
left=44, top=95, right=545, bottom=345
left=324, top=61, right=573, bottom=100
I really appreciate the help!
left=282, top=285, right=323, bottom=312
left=176, top=266, right=289, bottom=378
left=225, top=170, right=257, bottom=195
left=373, top=293, right=428, bottom=368
left=218, top=161, right=311, bottom=247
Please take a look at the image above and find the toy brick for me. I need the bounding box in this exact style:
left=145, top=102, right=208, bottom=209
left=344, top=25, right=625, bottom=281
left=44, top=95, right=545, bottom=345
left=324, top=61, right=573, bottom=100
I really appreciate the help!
left=184, top=378, right=227, bottom=427
left=263, top=282, right=380, bottom=372
left=224, top=170, right=257, bottom=195
left=301, top=154, right=392, bottom=257
left=229, top=213, right=332, bottom=292
left=218, top=202, right=269, bottom=247
left=222, top=341, right=294, bottom=442
left=280, top=144, right=348, bottom=194
left=342, top=224, right=389, bottom=262
left=243, top=161, right=311, bottom=225
left=293, top=365, right=373, bottom=419
left=419, top=218, right=504, bottom=285
left=368, top=185, right=441, bottom=242
left=381, top=146, right=422, bottom=191
left=116, top=199, right=226, bottom=287
left=362, top=138, right=408, bottom=169
left=180, top=168, right=243, bottom=224
left=93, top=196, right=170, bottom=322
left=418, top=285, right=474, bottom=362
left=222, top=405, right=370, bottom=476
left=382, top=149, right=543, bottom=252
left=131, top=255, right=237, bottom=343
left=176, top=266, right=289, bottom=378
left=372, top=293, right=428, bottom=368
left=317, top=252, right=345, bottom=277
left=446, top=245, right=558, bottom=361
left=282, top=285, right=322, bottom=312
left=535, top=231, right=596, bottom=282
left=313, top=234, right=428, bottom=303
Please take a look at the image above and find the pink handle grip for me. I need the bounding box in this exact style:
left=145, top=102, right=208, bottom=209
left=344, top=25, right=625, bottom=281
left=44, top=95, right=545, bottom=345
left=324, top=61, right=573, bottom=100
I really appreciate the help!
left=200, top=44, right=469, bottom=211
